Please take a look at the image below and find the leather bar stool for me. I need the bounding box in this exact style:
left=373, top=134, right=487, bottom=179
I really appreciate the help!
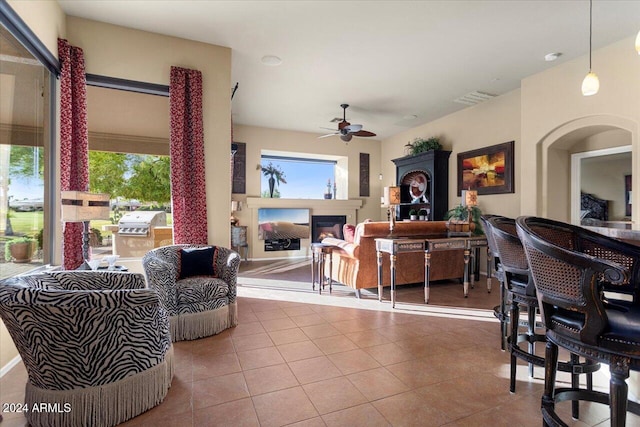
left=517, top=216, right=640, bottom=427
left=488, top=216, right=598, bottom=421
left=480, top=214, right=508, bottom=350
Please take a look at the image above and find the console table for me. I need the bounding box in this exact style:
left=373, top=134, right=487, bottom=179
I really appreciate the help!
left=375, top=235, right=488, bottom=307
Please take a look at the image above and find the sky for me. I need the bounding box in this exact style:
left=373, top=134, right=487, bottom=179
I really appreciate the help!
left=260, top=158, right=334, bottom=199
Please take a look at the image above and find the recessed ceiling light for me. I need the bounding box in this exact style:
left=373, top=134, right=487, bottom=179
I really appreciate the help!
left=544, top=52, right=562, bottom=62
left=261, top=55, right=282, bottom=66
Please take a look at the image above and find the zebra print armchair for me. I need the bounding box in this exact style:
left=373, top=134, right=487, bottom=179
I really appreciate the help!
left=143, top=244, right=240, bottom=342
left=0, top=271, right=174, bottom=427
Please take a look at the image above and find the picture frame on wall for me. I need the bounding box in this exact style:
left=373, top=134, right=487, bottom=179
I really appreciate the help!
left=457, top=140, right=514, bottom=196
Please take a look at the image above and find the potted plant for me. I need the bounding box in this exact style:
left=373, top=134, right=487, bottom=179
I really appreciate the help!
left=445, top=205, right=484, bottom=235
left=5, top=236, right=36, bottom=263
left=409, top=209, right=418, bottom=221
left=259, top=162, right=287, bottom=198
left=418, top=208, right=428, bottom=221
left=405, top=136, right=442, bottom=156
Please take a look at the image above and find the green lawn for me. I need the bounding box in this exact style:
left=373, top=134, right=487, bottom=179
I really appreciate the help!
left=7, top=211, right=42, bottom=237
left=6, top=211, right=172, bottom=239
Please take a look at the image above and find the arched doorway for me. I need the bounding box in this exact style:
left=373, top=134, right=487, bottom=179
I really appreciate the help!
left=537, top=115, right=638, bottom=226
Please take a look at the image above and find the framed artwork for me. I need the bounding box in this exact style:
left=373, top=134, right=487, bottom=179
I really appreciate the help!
left=457, top=141, right=514, bottom=195
left=359, top=153, right=370, bottom=197
left=231, top=142, right=246, bottom=194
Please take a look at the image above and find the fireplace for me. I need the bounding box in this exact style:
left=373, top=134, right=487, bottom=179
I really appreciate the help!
left=311, top=215, right=347, bottom=243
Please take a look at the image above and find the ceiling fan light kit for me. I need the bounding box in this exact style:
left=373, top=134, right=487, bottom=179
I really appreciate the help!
left=318, top=104, right=376, bottom=142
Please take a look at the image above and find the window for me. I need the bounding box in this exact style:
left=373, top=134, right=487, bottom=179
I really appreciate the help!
left=260, top=151, right=348, bottom=199
left=85, top=83, right=171, bottom=257
left=0, top=22, right=53, bottom=276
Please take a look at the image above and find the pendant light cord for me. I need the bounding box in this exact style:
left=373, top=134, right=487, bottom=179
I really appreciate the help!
left=588, top=0, right=593, bottom=71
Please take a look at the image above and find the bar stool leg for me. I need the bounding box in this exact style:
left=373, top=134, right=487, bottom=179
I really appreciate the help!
left=610, top=361, right=630, bottom=427
left=509, top=299, right=520, bottom=393
left=527, top=306, right=536, bottom=378
left=571, top=353, right=579, bottom=420
left=542, top=340, right=559, bottom=427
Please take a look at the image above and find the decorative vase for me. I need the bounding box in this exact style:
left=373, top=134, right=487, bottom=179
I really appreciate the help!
left=324, top=193, right=332, bottom=199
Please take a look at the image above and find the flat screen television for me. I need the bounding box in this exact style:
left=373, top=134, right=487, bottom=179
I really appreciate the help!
left=258, top=208, right=310, bottom=240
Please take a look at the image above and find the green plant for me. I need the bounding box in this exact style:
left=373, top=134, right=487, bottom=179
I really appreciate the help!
left=91, top=227, right=103, bottom=245
left=407, top=137, right=442, bottom=155
left=408, top=209, right=418, bottom=216
left=36, top=228, right=43, bottom=249
left=4, top=236, right=36, bottom=261
left=259, top=162, right=287, bottom=186
left=418, top=208, right=428, bottom=216
left=445, top=205, right=484, bottom=235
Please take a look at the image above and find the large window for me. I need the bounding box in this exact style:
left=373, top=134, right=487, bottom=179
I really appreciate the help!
left=260, top=151, right=348, bottom=199
left=0, top=23, right=52, bottom=277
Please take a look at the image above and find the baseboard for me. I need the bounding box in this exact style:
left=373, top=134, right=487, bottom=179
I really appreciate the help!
left=0, top=354, right=22, bottom=378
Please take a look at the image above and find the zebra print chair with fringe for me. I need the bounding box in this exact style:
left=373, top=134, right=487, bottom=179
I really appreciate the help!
left=143, top=244, right=240, bottom=342
left=0, top=271, right=174, bottom=427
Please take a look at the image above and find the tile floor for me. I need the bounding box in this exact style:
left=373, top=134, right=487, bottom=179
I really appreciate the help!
left=1, top=260, right=638, bottom=426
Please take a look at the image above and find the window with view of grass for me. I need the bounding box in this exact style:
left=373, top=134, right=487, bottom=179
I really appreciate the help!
left=1, top=21, right=52, bottom=275
left=260, top=151, right=348, bottom=199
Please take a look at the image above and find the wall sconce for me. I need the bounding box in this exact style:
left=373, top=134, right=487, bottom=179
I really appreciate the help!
left=383, top=186, right=401, bottom=235
left=61, top=191, right=110, bottom=262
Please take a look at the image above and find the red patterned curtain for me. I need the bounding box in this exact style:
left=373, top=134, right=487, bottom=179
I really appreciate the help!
left=58, top=39, right=88, bottom=270
left=169, top=66, right=208, bottom=244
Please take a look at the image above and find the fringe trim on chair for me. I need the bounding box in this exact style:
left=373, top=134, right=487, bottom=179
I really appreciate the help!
left=171, top=302, right=238, bottom=342
left=24, top=345, right=174, bottom=427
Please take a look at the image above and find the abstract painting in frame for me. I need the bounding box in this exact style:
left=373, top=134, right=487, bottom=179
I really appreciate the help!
left=457, top=141, right=514, bottom=195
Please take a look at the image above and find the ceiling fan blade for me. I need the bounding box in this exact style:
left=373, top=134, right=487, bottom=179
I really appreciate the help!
left=320, top=126, right=338, bottom=131
left=353, top=130, right=376, bottom=137
left=337, top=120, right=351, bottom=130
left=344, top=124, right=363, bottom=133
left=318, top=133, right=338, bottom=139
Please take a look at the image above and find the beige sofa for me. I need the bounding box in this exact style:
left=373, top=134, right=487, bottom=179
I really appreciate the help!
left=322, top=221, right=466, bottom=297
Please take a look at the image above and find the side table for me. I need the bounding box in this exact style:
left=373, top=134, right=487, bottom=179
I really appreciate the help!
left=311, top=243, right=333, bottom=295
left=231, top=225, right=249, bottom=260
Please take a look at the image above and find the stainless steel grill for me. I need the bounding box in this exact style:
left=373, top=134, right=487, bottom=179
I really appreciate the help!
left=111, top=211, right=171, bottom=258
left=118, top=211, right=167, bottom=236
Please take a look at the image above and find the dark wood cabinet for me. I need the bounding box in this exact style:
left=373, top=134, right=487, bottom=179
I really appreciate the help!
left=391, top=150, right=451, bottom=221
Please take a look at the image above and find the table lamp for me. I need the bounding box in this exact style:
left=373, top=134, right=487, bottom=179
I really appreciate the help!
left=383, top=186, right=401, bottom=235
left=461, top=189, right=478, bottom=228
left=61, top=191, right=111, bottom=261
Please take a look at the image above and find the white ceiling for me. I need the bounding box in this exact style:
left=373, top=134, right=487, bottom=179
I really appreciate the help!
left=58, top=0, right=640, bottom=141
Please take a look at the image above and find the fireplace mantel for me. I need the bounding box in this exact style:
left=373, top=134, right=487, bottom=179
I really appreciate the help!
left=246, top=198, right=362, bottom=210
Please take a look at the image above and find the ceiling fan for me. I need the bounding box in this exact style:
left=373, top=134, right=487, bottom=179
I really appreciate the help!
left=318, top=104, right=376, bottom=142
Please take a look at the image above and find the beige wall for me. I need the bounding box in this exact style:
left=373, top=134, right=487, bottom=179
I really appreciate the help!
left=381, top=89, right=522, bottom=221
left=521, top=36, right=640, bottom=222
left=232, top=124, right=382, bottom=259
left=66, top=16, right=232, bottom=248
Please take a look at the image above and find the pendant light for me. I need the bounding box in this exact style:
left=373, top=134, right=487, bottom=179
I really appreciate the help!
left=581, top=0, right=599, bottom=96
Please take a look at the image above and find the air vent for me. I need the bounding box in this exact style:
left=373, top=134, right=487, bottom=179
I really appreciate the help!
left=453, top=91, right=496, bottom=106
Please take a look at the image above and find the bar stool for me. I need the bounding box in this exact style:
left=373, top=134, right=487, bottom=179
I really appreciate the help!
left=480, top=214, right=508, bottom=350
left=517, top=216, right=640, bottom=427
left=488, top=216, right=599, bottom=418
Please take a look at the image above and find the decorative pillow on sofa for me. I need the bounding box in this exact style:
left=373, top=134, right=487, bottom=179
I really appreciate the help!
left=179, top=246, right=218, bottom=279
left=343, top=224, right=356, bottom=243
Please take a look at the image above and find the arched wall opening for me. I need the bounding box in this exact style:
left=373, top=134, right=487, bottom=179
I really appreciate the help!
left=536, top=115, right=638, bottom=226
